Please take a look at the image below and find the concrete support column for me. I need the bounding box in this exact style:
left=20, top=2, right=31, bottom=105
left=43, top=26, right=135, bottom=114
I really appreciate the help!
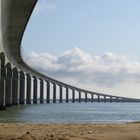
left=12, top=68, right=19, bottom=105
left=98, top=95, right=100, bottom=102
left=5, top=63, right=12, bottom=107
left=33, top=76, right=37, bottom=104
left=130, top=99, right=133, bottom=102
left=132, top=99, right=135, bottom=102
left=53, top=83, right=56, bottom=103
left=59, top=85, right=62, bottom=103
left=119, top=98, right=122, bottom=102
left=128, top=98, right=131, bottom=102
left=85, top=93, right=87, bottom=103
left=46, top=81, right=50, bottom=103
left=104, top=96, right=106, bottom=103
left=110, top=96, right=112, bottom=103
left=0, top=64, right=6, bottom=110
left=40, top=79, right=44, bottom=104
left=66, top=87, right=69, bottom=103
left=26, top=73, right=31, bottom=104
left=72, top=89, right=75, bottom=103
left=134, top=99, right=137, bottom=102
left=116, top=97, right=119, bottom=103
left=19, top=71, right=25, bottom=104
left=79, top=91, right=81, bottom=103
left=121, top=98, right=123, bottom=102
left=91, top=94, right=94, bottom=103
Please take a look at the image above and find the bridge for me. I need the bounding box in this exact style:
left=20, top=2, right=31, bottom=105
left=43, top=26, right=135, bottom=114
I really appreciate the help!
left=0, top=0, right=140, bottom=110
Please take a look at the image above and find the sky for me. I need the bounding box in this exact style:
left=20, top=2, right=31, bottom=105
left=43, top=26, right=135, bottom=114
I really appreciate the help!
left=22, top=0, right=140, bottom=98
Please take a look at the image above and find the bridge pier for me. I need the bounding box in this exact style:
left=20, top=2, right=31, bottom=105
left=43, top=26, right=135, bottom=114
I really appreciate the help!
left=0, top=66, right=6, bottom=110
left=0, top=53, right=6, bottom=110
left=72, top=89, right=75, bottom=103
left=98, top=95, right=100, bottom=102
left=5, top=63, right=12, bottom=107
left=46, top=81, right=50, bottom=103
left=40, top=79, right=44, bottom=104
left=91, top=94, right=94, bottom=103
left=79, top=91, right=81, bottom=103
left=104, top=96, right=106, bottom=103
left=66, top=87, right=69, bottom=103
left=116, top=97, right=119, bottom=103
left=33, top=76, right=38, bottom=104
left=85, top=93, right=87, bottom=103
left=53, top=83, right=56, bottom=103
left=128, top=98, right=131, bottom=102
left=110, top=96, right=112, bottom=103
left=12, top=68, right=19, bottom=105
left=59, top=85, right=63, bottom=103
left=19, top=71, right=25, bottom=104
left=120, top=98, right=124, bottom=102
left=26, top=73, right=31, bottom=104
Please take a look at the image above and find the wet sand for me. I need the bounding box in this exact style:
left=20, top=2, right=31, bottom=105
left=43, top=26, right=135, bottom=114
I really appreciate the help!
left=0, top=122, right=140, bottom=140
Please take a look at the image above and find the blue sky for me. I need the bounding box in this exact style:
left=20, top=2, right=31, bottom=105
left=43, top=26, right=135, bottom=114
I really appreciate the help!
left=23, top=0, right=140, bottom=61
left=22, top=0, right=140, bottom=98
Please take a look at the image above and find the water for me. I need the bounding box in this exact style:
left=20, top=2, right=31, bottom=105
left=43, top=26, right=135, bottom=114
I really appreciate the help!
left=0, top=103, right=140, bottom=123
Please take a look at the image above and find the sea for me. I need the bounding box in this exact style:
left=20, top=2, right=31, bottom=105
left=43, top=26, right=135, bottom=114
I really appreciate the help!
left=0, top=103, right=140, bottom=123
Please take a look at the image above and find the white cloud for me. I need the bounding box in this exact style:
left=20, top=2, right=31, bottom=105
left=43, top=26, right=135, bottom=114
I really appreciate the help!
left=25, top=47, right=140, bottom=88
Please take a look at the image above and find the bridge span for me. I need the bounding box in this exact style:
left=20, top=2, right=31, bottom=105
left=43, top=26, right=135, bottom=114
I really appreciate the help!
left=0, top=0, right=140, bottom=110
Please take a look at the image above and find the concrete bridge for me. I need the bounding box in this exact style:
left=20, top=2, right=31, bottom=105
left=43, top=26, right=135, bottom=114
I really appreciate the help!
left=0, top=0, right=140, bottom=110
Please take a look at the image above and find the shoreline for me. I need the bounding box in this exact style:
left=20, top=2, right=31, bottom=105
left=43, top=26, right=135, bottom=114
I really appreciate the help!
left=0, top=122, right=140, bottom=140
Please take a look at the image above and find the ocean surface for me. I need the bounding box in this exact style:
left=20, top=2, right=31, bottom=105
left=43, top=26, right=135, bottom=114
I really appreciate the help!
left=0, top=103, right=140, bottom=123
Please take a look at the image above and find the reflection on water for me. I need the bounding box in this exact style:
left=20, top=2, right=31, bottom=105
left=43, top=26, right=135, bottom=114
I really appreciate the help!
left=0, top=103, right=140, bottom=123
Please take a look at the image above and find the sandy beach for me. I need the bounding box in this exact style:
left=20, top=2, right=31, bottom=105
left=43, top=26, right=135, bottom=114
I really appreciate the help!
left=0, top=122, right=140, bottom=140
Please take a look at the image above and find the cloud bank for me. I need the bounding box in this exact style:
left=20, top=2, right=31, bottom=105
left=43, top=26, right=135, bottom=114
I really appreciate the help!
left=25, top=47, right=140, bottom=87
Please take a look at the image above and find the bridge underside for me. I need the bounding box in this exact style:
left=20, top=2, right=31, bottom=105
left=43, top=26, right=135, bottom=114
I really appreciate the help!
left=0, top=0, right=140, bottom=110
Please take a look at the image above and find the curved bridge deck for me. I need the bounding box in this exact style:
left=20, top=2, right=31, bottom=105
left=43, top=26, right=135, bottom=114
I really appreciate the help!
left=0, top=0, right=140, bottom=110
left=1, top=50, right=140, bottom=110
